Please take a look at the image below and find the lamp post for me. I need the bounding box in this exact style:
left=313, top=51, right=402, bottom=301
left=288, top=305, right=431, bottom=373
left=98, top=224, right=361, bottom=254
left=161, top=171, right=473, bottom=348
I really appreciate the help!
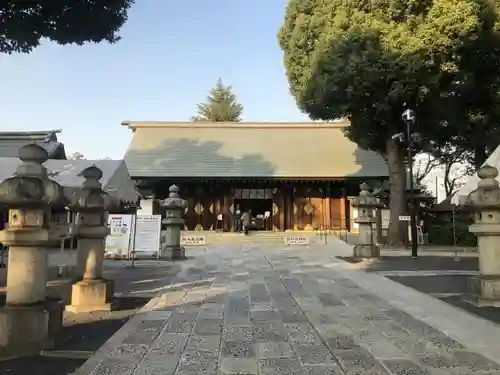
left=395, top=108, right=419, bottom=259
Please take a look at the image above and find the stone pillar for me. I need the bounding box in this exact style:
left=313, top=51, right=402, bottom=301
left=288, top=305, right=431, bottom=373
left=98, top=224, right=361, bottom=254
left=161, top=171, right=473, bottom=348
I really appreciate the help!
left=66, top=166, right=115, bottom=313
left=463, top=165, right=500, bottom=307
left=351, top=182, right=382, bottom=258
left=159, top=185, right=187, bottom=260
left=0, top=144, right=67, bottom=353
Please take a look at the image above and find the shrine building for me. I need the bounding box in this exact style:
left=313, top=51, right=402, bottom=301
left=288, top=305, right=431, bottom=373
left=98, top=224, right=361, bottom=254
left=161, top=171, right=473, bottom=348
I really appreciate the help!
left=122, top=120, right=389, bottom=232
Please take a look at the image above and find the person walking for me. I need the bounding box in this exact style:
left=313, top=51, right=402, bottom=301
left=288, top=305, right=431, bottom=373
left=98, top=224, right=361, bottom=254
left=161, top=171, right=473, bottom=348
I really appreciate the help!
left=242, top=209, right=252, bottom=235
left=234, top=204, right=242, bottom=232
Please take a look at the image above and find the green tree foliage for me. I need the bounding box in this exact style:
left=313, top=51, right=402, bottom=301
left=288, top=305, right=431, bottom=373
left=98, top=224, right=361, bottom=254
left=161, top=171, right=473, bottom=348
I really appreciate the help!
left=0, top=1, right=134, bottom=54
left=279, top=0, right=500, bottom=245
left=192, top=79, right=244, bottom=122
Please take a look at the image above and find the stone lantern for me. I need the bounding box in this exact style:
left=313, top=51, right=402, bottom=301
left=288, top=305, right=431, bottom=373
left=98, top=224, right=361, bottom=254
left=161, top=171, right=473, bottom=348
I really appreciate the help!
left=159, top=185, right=187, bottom=260
left=463, top=164, right=500, bottom=307
left=65, top=165, right=118, bottom=313
left=351, top=182, right=383, bottom=257
left=0, top=144, right=68, bottom=352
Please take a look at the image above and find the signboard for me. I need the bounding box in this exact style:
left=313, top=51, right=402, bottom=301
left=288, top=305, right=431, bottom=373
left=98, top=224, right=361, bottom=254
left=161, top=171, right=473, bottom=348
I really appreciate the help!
left=133, top=215, right=162, bottom=255
left=399, top=215, right=411, bottom=221
left=181, top=235, right=206, bottom=246
left=105, top=214, right=133, bottom=257
left=284, top=236, right=310, bottom=245
left=381, top=209, right=390, bottom=229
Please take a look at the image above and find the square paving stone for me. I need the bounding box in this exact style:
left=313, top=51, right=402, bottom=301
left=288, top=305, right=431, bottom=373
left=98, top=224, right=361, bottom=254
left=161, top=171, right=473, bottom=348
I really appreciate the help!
left=302, top=364, right=344, bottom=375
left=177, top=352, right=219, bottom=373
left=164, top=312, right=198, bottom=334
left=306, top=312, right=340, bottom=325
left=121, top=327, right=163, bottom=345
left=225, top=314, right=252, bottom=326
left=283, top=278, right=305, bottom=294
left=318, top=293, right=344, bottom=306
left=253, top=322, right=289, bottom=342
left=358, top=310, right=391, bottom=322
left=146, top=333, right=189, bottom=358
left=220, top=358, right=258, bottom=375
left=224, top=326, right=254, bottom=342
left=285, top=323, right=322, bottom=345
left=222, top=340, right=257, bottom=358
left=314, top=323, right=353, bottom=338
left=360, top=339, right=407, bottom=359
left=332, top=347, right=379, bottom=371
left=383, top=359, right=431, bottom=375
left=198, top=306, right=225, bottom=320
left=417, top=353, right=456, bottom=369
left=133, top=359, right=178, bottom=375
left=279, top=308, right=308, bottom=323
left=250, top=283, right=271, bottom=302
left=294, top=344, right=336, bottom=364
left=139, top=310, right=173, bottom=321
left=92, top=359, right=138, bottom=375
left=451, top=350, right=500, bottom=372
left=193, top=318, right=223, bottom=335
left=185, top=335, right=221, bottom=353
left=259, top=358, right=304, bottom=375
left=393, top=338, right=440, bottom=355
left=251, top=302, right=274, bottom=310
left=105, top=344, right=150, bottom=361
left=355, top=293, right=392, bottom=309
left=257, top=341, right=294, bottom=359
left=372, top=321, right=412, bottom=339
left=424, top=335, right=466, bottom=351
left=325, top=334, right=360, bottom=351
left=250, top=309, right=280, bottom=322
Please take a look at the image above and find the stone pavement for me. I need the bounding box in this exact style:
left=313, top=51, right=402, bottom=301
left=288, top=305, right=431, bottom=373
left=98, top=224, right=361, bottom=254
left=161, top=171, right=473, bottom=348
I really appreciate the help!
left=72, top=240, right=500, bottom=375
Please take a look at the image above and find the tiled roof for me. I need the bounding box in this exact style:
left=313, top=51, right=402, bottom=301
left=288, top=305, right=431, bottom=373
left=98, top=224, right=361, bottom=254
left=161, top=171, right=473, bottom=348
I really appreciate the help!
left=453, top=146, right=500, bottom=205
left=0, top=130, right=66, bottom=159
left=122, top=121, right=389, bottom=179
left=0, top=158, right=138, bottom=203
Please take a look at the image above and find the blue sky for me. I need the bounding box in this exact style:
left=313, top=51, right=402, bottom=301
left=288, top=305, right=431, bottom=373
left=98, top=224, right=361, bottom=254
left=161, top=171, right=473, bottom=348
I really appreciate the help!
left=0, top=0, right=309, bottom=159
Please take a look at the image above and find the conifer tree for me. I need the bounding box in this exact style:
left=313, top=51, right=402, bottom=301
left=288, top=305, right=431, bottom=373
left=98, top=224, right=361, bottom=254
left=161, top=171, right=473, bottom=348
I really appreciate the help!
left=192, top=79, right=243, bottom=122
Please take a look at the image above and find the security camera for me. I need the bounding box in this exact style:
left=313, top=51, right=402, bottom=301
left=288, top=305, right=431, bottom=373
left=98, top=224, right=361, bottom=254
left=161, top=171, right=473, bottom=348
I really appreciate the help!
left=402, top=109, right=416, bottom=123
left=391, top=132, right=405, bottom=142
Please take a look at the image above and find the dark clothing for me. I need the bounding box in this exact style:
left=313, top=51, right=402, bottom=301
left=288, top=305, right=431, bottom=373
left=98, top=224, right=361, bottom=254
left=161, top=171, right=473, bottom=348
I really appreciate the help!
left=234, top=207, right=243, bottom=232
left=234, top=218, right=242, bottom=232
left=242, top=211, right=251, bottom=235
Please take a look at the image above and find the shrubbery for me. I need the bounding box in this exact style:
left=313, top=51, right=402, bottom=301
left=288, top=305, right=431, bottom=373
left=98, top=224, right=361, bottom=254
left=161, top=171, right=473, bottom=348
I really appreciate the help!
left=427, top=212, right=476, bottom=246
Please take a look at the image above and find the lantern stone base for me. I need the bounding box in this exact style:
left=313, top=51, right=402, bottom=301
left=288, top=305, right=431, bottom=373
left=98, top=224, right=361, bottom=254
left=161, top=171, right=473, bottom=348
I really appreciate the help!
left=353, top=244, right=380, bottom=258
left=0, top=304, right=53, bottom=357
left=160, top=246, right=186, bottom=260
left=463, top=275, right=500, bottom=307
left=65, top=279, right=114, bottom=314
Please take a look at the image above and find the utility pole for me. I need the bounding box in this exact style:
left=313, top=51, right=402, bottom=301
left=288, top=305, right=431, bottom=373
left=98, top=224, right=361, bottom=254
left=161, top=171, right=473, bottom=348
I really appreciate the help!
left=401, top=108, right=419, bottom=259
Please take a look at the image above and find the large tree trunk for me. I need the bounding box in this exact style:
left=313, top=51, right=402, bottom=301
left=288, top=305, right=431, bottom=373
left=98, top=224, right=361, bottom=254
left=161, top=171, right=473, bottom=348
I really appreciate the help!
left=474, top=142, right=486, bottom=169
left=386, top=138, right=407, bottom=247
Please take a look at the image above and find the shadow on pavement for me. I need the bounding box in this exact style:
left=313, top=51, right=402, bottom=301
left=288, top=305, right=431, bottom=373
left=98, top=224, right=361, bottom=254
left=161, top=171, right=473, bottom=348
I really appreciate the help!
left=0, top=296, right=150, bottom=375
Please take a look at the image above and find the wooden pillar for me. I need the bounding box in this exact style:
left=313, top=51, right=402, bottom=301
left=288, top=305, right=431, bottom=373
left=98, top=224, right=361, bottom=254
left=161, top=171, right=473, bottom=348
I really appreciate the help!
left=223, top=195, right=233, bottom=232
left=340, top=196, right=347, bottom=230
left=325, top=196, right=332, bottom=230
left=272, top=189, right=285, bottom=231
left=284, top=188, right=293, bottom=230
left=279, top=193, right=285, bottom=231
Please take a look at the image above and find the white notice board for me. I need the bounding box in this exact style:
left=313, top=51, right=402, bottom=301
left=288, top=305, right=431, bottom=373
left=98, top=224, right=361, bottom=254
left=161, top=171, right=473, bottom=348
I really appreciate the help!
left=133, top=215, right=162, bottom=255
left=105, top=214, right=133, bottom=257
